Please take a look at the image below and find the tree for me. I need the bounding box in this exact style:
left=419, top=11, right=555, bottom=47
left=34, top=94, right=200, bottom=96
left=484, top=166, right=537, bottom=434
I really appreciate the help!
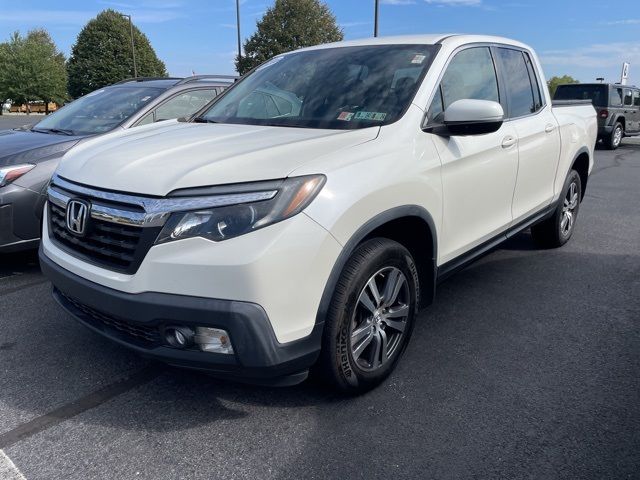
left=67, top=9, right=167, bottom=98
left=0, top=29, right=67, bottom=114
left=547, top=75, right=579, bottom=98
left=236, top=0, right=343, bottom=75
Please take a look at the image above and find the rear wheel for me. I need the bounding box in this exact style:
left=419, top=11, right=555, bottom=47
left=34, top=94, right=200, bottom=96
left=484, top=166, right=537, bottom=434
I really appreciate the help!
left=531, top=169, right=582, bottom=248
left=604, top=122, right=623, bottom=150
left=316, top=238, right=419, bottom=394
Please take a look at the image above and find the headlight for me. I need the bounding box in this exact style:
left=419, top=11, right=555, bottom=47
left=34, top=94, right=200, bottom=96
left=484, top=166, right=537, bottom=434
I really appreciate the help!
left=0, top=164, right=35, bottom=188
left=155, top=174, right=325, bottom=244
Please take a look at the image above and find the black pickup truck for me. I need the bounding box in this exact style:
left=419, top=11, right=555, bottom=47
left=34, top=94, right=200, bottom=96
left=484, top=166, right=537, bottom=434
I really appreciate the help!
left=554, top=83, right=640, bottom=149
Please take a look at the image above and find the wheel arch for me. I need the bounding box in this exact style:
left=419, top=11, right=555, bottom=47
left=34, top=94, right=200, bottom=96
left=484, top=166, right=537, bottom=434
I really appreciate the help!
left=314, top=206, right=438, bottom=326
left=570, top=147, right=590, bottom=199
left=613, top=115, right=626, bottom=131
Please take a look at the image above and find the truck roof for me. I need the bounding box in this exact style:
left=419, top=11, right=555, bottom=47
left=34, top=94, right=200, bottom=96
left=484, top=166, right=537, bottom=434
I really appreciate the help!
left=295, top=34, right=533, bottom=53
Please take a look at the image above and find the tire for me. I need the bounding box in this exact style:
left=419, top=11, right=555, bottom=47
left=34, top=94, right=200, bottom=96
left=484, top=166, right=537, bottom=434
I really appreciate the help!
left=531, top=169, right=582, bottom=248
left=315, top=238, right=419, bottom=394
left=604, top=122, right=623, bottom=150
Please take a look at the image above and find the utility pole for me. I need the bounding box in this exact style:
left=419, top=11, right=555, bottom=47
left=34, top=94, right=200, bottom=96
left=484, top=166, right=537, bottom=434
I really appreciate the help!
left=236, top=0, right=242, bottom=73
left=121, top=14, right=138, bottom=78
left=374, top=0, right=379, bottom=37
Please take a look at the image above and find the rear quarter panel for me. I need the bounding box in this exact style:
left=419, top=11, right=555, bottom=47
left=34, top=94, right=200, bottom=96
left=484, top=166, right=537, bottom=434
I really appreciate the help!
left=552, top=104, right=597, bottom=198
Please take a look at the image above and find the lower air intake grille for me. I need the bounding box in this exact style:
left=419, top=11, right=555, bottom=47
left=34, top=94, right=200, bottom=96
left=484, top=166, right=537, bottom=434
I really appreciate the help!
left=58, top=289, right=161, bottom=346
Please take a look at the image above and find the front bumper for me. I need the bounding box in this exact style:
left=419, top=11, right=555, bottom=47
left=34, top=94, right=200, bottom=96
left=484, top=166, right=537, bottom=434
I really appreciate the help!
left=40, top=248, right=323, bottom=385
left=0, top=184, right=42, bottom=252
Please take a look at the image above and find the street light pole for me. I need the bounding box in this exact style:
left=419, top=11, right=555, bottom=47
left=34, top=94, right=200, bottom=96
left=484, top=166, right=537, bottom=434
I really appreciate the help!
left=374, top=0, right=379, bottom=37
left=236, top=0, right=242, bottom=73
left=121, top=14, right=138, bottom=78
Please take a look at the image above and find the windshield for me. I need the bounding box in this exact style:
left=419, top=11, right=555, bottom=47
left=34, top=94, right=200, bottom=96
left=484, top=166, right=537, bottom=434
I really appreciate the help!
left=554, top=84, right=608, bottom=107
left=200, top=44, right=438, bottom=129
left=34, top=86, right=164, bottom=135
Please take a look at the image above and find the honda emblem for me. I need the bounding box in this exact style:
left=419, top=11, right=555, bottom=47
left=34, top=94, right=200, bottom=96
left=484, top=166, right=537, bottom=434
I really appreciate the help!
left=66, top=199, right=89, bottom=235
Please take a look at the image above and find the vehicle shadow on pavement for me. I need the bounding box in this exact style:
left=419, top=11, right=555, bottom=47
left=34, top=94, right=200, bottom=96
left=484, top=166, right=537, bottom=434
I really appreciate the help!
left=496, top=230, right=539, bottom=251
left=0, top=250, right=40, bottom=278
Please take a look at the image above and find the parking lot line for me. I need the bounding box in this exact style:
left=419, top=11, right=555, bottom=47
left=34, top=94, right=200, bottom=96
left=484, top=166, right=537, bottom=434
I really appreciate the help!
left=0, top=366, right=164, bottom=450
left=0, top=450, right=26, bottom=480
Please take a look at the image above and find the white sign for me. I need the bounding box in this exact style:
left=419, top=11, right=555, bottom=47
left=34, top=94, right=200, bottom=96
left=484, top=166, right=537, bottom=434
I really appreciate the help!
left=621, top=62, right=630, bottom=85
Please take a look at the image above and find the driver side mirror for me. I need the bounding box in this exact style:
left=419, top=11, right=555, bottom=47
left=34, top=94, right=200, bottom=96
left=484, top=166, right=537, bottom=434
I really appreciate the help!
left=428, top=99, right=504, bottom=136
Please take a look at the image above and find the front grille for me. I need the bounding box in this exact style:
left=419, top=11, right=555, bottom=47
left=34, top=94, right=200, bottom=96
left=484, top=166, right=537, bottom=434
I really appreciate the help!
left=48, top=193, right=162, bottom=274
left=50, top=202, right=141, bottom=268
left=58, top=289, right=161, bottom=346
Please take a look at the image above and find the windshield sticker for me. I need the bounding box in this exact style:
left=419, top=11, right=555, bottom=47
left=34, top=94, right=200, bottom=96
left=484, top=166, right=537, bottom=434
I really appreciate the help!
left=354, top=111, right=387, bottom=121
left=256, top=56, right=284, bottom=72
left=337, top=112, right=354, bottom=121
left=411, top=54, right=426, bottom=64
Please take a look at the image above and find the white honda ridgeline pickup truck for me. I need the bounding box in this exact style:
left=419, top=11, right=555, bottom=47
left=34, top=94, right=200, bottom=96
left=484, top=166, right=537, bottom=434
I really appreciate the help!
left=41, top=35, right=597, bottom=393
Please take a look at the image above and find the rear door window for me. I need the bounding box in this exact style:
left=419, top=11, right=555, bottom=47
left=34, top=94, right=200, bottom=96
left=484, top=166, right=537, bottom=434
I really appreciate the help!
left=154, top=89, right=220, bottom=121
left=634, top=90, right=640, bottom=107
left=553, top=84, right=608, bottom=107
left=523, top=52, right=544, bottom=111
left=495, top=48, right=535, bottom=118
left=611, top=87, right=624, bottom=106
left=624, top=89, right=633, bottom=106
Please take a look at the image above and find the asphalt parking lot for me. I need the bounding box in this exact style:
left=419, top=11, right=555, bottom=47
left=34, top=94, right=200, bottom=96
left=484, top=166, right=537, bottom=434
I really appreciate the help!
left=0, top=115, right=41, bottom=130
left=1, top=115, right=639, bottom=479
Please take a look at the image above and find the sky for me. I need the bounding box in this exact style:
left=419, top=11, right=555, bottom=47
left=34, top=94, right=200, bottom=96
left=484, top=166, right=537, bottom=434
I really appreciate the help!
left=0, top=0, right=638, bottom=85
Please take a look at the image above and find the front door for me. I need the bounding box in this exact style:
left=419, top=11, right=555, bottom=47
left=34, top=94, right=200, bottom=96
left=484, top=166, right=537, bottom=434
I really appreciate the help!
left=425, top=46, right=519, bottom=264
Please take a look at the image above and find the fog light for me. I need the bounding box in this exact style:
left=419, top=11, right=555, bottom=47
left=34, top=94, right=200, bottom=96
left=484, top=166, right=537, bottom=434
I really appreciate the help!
left=165, top=326, right=195, bottom=348
left=194, top=327, right=234, bottom=354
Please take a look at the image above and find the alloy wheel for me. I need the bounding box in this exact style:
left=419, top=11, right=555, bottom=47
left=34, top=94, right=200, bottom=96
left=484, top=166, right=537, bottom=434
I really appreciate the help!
left=349, top=266, right=410, bottom=372
left=613, top=126, right=623, bottom=148
left=560, top=181, right=579, bottom=237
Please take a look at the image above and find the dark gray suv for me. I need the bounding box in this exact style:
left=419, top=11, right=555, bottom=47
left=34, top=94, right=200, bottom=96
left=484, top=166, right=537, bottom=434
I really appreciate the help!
left=554, top=83, right=640, bottom=149
left=0, top=75, right=235, bottom=253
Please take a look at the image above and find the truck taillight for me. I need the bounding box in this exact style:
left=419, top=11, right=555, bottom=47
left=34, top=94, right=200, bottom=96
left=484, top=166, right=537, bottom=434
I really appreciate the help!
left=599, top=109, right=609, bottom=119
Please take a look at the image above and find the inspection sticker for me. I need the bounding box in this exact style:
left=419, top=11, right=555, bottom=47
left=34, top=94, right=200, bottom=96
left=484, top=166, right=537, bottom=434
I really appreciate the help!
left=337, top=112, right=354, bottom=121
left=411, top=54, right=426, bottom=64
left=354, top=111, right=387, bottom=121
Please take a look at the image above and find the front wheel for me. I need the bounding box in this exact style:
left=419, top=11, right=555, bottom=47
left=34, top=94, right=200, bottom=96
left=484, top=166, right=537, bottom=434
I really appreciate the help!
left=315, top=238, right=419, bottom=394
left=531, top=170, right=582, bottom=248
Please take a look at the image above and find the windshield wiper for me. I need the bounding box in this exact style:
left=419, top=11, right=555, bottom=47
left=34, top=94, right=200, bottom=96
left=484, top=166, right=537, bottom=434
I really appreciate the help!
left=191, top=117, right=219, bottom=123
left=31, top=127, right=75, bottom=136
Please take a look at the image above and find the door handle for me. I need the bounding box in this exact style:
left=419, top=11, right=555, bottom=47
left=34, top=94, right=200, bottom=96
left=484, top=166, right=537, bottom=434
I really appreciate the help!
left=545, top=124, right=556, bottom=133
left=501, top=135, right=517, bottom=148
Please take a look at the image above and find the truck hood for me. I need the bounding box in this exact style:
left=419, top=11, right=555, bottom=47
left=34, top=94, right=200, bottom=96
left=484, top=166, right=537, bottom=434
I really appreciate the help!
left=56, top=121, right=379, bottom=196
left=0, top=129, right=83, bottom=167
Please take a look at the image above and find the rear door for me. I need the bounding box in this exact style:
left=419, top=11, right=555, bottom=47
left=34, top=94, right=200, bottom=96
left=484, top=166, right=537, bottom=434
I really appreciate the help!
left=610, top=86, right=625, bottom=129
left=627, top=89, right=640, bottom=133
left=494, top=47, right=561, bottom=222
left=426, top=46, right=519, bottom=263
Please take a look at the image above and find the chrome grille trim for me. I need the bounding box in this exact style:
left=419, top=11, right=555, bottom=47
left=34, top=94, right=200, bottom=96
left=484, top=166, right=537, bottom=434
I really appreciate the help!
left=48, top=174, right=278, bottom=228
